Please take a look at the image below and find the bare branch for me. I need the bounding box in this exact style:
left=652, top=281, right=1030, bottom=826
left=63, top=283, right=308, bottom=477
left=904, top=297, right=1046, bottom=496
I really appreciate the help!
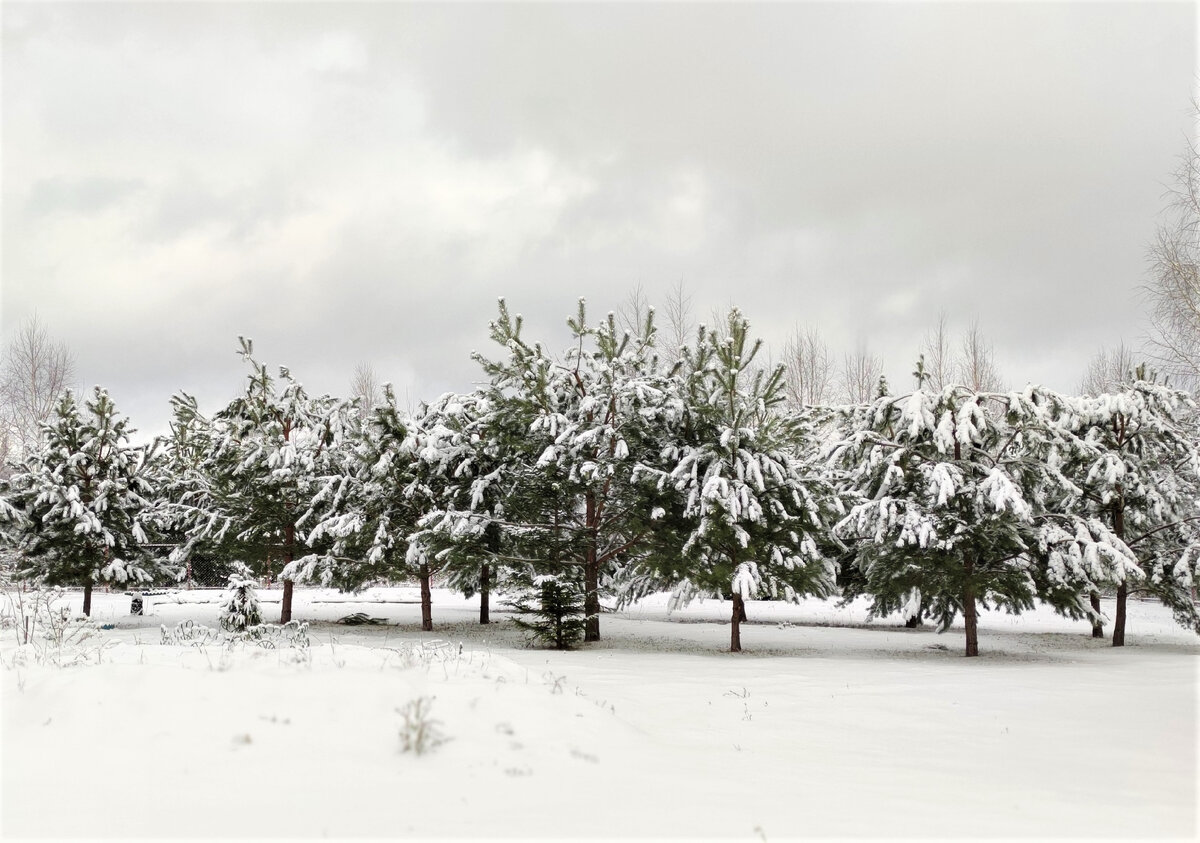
left=0, top=314, right=77, bottom=466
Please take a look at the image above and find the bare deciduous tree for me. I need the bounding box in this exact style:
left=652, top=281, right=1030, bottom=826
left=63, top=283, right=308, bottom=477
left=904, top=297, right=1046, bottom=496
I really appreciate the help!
left=350, top=361, right=381, bottom=411
left=1145, top=113, right=1200, bottom=392
left=0, top=315, right=77, bottom=469
left=920, top=312, right=953, bottom=391
left=660, top=278, right=695, bottom=365
left=616, top=283, right=653, bottom=340
left=1079, top=342, right=1137, bottom=396
left=955, top=319, right=1005, bottom=392
left=781, top=325, right=833, bottom=407
left=840, top=341, right=884, bottom=404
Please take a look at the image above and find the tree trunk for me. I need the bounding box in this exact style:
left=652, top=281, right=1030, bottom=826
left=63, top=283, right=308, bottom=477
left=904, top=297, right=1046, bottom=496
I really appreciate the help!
left=479, top=563, right=491, bottom=624
left=738, top=598, right=748, bottom=623
left=1112, top=582, right=1127, bottom=647
left=963, top=558, right=978, bottom=657
left=730, top=594, right=744, bottom=652
left=583, top=494, right=600, bottom=642
left=280, top=522, right=296, bottom=623
left=280, top=579, right=294, bottom=624
left=1112, top=502, right=1127, bottom=647
left=420, top=565, right=433, bottom=632
left=82, top=582, right=93, bottom=617
left=1090, top=592, right=1104, bottom=638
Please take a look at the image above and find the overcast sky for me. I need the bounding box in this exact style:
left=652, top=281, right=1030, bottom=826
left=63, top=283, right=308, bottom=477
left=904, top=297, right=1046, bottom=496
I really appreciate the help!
left=3, top=1, right=1196, bottom=437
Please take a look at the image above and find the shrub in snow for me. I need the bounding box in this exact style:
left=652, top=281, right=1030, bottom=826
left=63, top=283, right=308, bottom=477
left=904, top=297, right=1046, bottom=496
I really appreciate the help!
left=1, top=587, right=104, bottom=667
left=397, top=696, right=446, bottom=755
left=509, top=574, right=587, bottom=650
left=219, top=565, right=262, bottom=632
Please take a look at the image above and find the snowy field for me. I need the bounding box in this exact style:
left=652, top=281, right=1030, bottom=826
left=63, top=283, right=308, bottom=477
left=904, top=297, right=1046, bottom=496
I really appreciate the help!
left=2, top=588, right=1196, bottom=841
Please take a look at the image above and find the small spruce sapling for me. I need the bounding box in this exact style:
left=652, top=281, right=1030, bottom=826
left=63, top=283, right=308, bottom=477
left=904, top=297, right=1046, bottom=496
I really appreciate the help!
left=510, top=574, right=587, bottom=650
left=219, top=564, right=262, bottom=632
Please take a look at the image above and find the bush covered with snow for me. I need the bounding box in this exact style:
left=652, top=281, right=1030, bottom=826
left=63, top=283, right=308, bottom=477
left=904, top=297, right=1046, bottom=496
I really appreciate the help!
left=218, top=565, right=262, bottom=632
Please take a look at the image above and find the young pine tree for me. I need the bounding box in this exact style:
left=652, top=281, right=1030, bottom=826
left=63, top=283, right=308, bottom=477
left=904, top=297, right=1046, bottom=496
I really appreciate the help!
left=4, top=389, right=171, bottom=615
left=471, top=298, right=675, bottom=642
left=635, top=309, right=843, bottom=652
left=1061, top=374, right=1200, bottom=645
left=164, top=339, right=342, bottom=623
left=832, top=384, right=1139, bottom=656
left=218, top=563, right=263, bottom=632
left=509, top=573, right=588, bottom=650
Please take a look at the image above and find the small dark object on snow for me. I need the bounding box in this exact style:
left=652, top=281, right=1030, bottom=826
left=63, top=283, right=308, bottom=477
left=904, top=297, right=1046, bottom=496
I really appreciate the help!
left=130, top=596, right=143, bottom=615
left=338, top=612, right=385, bottom=625
left=99, top=623, right=115, bottom=630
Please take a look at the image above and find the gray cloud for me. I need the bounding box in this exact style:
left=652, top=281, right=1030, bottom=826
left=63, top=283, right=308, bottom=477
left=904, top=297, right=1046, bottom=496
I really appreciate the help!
left=2, top=2, right=1194, bottom=437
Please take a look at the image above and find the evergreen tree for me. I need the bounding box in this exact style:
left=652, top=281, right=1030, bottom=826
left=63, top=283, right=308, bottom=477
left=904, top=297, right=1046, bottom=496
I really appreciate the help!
left=3, top=388, right=171, bottom=615
left=469, top=298, right=675, bottom=642
left=633, top=309, right=843, bottom=652
left=1060, top=374, right=1200, bottom=645
left=832, top=384, right=1139, bottom=656
left=406, top=390, right=522, bottom=625
left=509, top=572, right=587, bottom=649
left=303, top=384, right=442, bottom=629
left=163, top=339, right=342, bottom=623
left=218, top=563, right=263, bottom=632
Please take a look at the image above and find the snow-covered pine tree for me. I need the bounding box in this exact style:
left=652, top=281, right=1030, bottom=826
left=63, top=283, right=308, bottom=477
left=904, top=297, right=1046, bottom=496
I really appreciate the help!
left=831, top=384, right=1139, bottom=656
left=218, top=563, right=263, bottom=632
left=470, top=298, right=675, bottom=642
left=406, top=390, right=521, bottom=625
left=1060, top=373, right=1200, bottom=645
left=634, top=309, right=843, bottom=652
left=3, top=388, right=171, bottom=615
left=164, top=339, right=342, bottom=623
left=302, top=384, right=442, bottom=629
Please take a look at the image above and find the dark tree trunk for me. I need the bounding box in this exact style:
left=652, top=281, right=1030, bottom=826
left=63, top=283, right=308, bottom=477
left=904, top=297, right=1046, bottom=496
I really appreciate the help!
left=280, top=579, right=294, bottom=624
left=1090, top=592, right=1104, bottom=638
left=82, top=582, right=93, bottom=617
left=583, top=494, right=600, bottom=642
left=280, top=522, right=296, bottom=623
left=1113, top=582, right=1127, bottom=647
left=738, top=598, right=748, bottom=623
left=420, top=565, right=433, bottom=632
left=1112, top=502, right=1127, bottom=647
left=963, top=558, right=978, bottom=657
left=730, top=594, right=744, bottom=652
left=479, top=563, right=491, bottom=624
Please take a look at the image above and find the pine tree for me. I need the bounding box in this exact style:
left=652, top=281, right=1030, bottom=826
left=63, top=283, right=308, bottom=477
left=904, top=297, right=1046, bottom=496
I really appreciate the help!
left=1060, top=374, right=1200, bottom=645
left=163, top=339, right=342, bottom=623
left=406, top=390, right=522, bottom=625
left=3, top=388, right=171, bottom=615
left=633, top=309, right=843, bottom=652
left=469, top=298, right=675, bottom=642
left=832, top=384, right=1139, bottom=656
left=218, top=563, right=263, bottom=632
left=303, top=384, right=442, bottom=629
left=509, top=573, right=587, bottom=649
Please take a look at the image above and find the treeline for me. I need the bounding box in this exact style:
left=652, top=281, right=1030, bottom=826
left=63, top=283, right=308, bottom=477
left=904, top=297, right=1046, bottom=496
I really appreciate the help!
left=2, top=301, right=1199, bottom=657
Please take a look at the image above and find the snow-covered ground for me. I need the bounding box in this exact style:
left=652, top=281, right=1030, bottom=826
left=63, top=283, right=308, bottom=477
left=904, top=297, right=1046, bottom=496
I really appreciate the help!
left=2, top=588, right=1196, bottom=840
